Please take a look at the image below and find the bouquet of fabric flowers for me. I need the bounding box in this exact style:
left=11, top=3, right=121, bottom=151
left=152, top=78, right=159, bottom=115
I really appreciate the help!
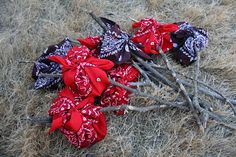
left=28, top=12, right=236, bottom=149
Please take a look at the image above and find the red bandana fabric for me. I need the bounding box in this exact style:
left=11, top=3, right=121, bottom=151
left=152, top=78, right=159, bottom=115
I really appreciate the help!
left=48, top=46, right=114, bottom=98
left=100, top=64, right=139, bottom=115
left=132, top=18, right=179, bottom=55
left=99, top=17, right=151, bottom=64
left=48, top=88, right=107, bottom=148
left=77, top=36, right=100, bottom=50
left=77, top=36, right=101, bottom=57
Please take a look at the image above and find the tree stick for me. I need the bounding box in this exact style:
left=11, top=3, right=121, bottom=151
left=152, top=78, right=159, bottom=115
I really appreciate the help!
left=129, top=61, right=151, bottom=86
left=88, top=12, right=108, bottom=31
left=158, top=47, right=204, bottom=131
left=152, top=66, right=236, bottom=106
left=108, top=77, right=186, bottom=108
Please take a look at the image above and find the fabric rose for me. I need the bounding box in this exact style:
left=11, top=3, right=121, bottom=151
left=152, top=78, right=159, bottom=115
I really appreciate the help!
left=132, top=18, right=179, bottom=55
left=99, top=17, right=151, bottom=64
left=48, top=87, right=107, bottom=148
left=100, top=64, right=139, bottom=115
left=170, top=22, right=208, bottom=66
left=32, top=38, right=72, bottom=89
left=49, top=46, right=114, bottom=98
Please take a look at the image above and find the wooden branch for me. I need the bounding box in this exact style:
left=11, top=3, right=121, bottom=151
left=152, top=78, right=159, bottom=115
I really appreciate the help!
left=135, top=56, right=178, bottom=89
left=69, top=39, right=80, bottom=45
left=129, top=61, right=151, bottom=86
left=158, top=47, right=204, bottom=131
left=27, top=103, right=189, bottom=124
left=88, top=12, right=108, bottom=31
left=129, top=17, right=138, bottom=22
left=152, top=66, right=236, bottom=106
left=18, top=60, right=36, bottom=64
left=108, top=77, right=187, bottom=108
left=38, top=73, right=62, bottom=78
left=193, top=54, right=205, bottom=132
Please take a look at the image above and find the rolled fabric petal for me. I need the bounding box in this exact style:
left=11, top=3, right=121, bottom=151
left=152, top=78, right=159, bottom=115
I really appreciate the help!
left=48, top=87, right=107, bottom=148
left=99, top=17, right=151, bottom=64
left=77, top=36, right=101, bottom=50
left=32, top=38, right=72, bottom=89
left=170, top=22, right=208, bottom=66
left=48, top=46, right=114, bottom=97
left=77, top=36, right=101, bottom=57
left=132, top=18, right=179, bottom=55
left=100, top=64, right=139, bottom=115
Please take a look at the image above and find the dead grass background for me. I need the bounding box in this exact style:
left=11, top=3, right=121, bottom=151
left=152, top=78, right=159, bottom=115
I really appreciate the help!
left=0, top=0, right=236, bottom=156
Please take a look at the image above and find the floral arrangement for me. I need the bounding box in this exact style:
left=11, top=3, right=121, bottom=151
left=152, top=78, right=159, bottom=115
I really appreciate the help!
left=27, top=12, right=236, bottom=149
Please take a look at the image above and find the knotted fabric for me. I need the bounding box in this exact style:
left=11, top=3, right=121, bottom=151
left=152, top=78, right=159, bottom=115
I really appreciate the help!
left=49, top=46, right=114, bottom=98
left=100, top=64, right=139, bottom=115
left=99, top=17, right=151, bottom=64
left=32, top=38, right=72, bottom=89
left=170, top=22, right=208, bottom=66
left=132, top=18, right=179, bottom=55
left=48, top=87, right=107, bottom=148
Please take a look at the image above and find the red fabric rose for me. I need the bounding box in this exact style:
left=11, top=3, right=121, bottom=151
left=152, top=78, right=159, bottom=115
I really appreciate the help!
left=132, top=18, right=179, bottom=55
left=48, top=87, right=107, bottom=148
left=48, top=46, right=114, bottom=98
left=100, top=64, right=139, bottom=115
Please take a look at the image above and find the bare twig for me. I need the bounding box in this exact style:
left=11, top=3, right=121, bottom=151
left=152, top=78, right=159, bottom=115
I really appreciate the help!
left=129, top=61, right=151, bottom=86
left=38, top=73, right=62, bottom=78
left=108, top=77, right=186, bottom=108
left=88, top=12, right=108, bottom=31
left=18, top=60, right=36, bottom=64
left=135, top=56, right=178, bottom=89
left=129, top=17, right=138, bottom=22
left=100, top=103, right=187, bottom=112
left=193, top=54, right=205, bottom=132
left=26, top=116, right=52, bottom=124
left=70, top=39, right=80, bottom=45
left=201, top=113, right=209, bottom=129
left=27, top=102, right=189, bottom=124
left=152, top=66, right=236, bottom=106
left=158, top=47, right=204, bottom=131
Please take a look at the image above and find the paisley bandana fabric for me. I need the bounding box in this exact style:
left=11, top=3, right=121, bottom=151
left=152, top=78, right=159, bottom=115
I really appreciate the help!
left=32, top=38, right=72, bottom=89
left=170, top=22, right=208, bottom=66
left=99, top=17, right=151, bottom=64
left=48, top=88, right=107, bottom=148
left=132, top=18, right=179, bottom=55
left=77, top=36, right=101, bottom=57
left=49, top=46, right=114, bottom=98
left=100, top=64, right=139, bottom=115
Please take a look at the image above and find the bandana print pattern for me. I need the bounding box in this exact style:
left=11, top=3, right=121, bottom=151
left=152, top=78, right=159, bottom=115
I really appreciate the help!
left=99, top=18, right=151, bottom=64
left=49, top=46, right=114, bottom=97
left=32, top=38, right=72, bottom=89
left=170, top=22, right=208, bottom=66
left=61, top=103, right=106, bottom=148
left=48, top=88, right=107, bottom=148
left=132, top=18, right=179, bottom=55
left=100, top=64, right=139, bottom=115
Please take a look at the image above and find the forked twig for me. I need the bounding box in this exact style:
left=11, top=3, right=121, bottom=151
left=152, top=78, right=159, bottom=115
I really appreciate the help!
left=158, top=47, right=204, bottom=131
left=108, top=77, right=187, bottom=109
left=129, top=61, right=151, bottom=86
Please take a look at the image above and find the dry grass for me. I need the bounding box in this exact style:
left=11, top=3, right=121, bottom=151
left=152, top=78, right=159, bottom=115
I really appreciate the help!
left=1, top=0, right=236, bottom=156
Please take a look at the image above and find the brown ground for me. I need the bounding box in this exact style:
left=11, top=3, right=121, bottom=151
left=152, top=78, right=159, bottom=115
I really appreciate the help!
left=1, top=0, right=236, bottom=156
